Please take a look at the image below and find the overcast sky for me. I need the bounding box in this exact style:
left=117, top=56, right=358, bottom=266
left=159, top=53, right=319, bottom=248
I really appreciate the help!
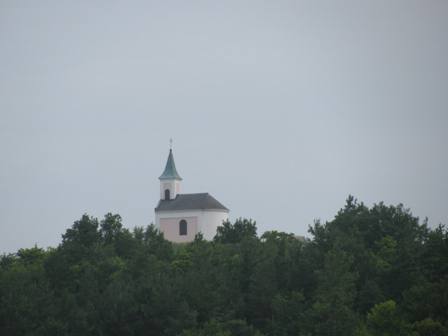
left=1, top=0, right=447, bottom=253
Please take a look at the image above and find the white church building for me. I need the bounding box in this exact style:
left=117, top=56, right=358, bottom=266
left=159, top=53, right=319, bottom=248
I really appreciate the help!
left=155, top=148, right=229, bottom=242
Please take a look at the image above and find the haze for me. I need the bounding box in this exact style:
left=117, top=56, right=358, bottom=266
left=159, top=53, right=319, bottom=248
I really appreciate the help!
left=1, top=0, right=447, bottom=253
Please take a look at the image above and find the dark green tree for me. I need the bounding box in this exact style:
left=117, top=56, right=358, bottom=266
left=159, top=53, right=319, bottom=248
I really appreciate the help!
left=214, top=218, right=257, bottom=244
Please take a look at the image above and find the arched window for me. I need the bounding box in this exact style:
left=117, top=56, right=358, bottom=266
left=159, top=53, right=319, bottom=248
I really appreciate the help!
left=179, top=220, right=187, bottom=236
left=164, top=189, right=170, bottom=200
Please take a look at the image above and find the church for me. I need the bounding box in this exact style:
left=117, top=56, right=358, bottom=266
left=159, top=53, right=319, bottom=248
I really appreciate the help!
left=155, top=148, right=229, bottom=242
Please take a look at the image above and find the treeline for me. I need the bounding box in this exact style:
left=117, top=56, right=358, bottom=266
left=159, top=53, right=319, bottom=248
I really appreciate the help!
left=1, top=196, right=447, bottom=335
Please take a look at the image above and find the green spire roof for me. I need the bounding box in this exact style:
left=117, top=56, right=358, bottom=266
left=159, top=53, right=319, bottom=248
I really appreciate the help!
left=159, top=149, right=182, bottom=180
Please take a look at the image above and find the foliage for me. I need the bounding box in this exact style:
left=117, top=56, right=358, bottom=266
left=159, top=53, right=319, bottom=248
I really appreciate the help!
left=214, top=218, right=258, bottom=244
left=0, top=196, right=447, bottom=335
left=366, top=300, right=411, bottom=336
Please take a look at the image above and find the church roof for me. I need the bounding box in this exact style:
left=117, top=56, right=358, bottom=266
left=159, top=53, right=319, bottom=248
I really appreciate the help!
left=155, top=193, right=229, bottom=212
left=159, top=149, right=182, bottom=180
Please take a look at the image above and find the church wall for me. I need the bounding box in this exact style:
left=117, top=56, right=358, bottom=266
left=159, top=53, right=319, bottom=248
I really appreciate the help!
left=159, top=180, right=180, bottom=200
left=156, top=210, right=201, bottom=228
left=156, top=209, right=228, bottom=242
left=156, top=210, right=202, bottom=241
left=199, top=211, right=229, bottom=240
left=159, top=216, right=198, bottom=243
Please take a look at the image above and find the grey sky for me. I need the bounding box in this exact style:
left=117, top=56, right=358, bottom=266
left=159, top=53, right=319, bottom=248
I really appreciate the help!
left=1, top=1, right=447, bottom=253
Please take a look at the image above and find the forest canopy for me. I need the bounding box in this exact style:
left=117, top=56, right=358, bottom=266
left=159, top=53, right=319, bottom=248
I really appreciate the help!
left=1, top=196, right=447, bottom=336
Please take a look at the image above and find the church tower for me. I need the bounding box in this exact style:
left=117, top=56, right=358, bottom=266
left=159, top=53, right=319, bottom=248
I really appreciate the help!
left=159, top=148, right=182, bottom=200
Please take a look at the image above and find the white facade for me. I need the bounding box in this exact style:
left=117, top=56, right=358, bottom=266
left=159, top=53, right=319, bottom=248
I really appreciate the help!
left=155, top=209, right=229, bottom=242
left=159, top=180, right=181, bottom=200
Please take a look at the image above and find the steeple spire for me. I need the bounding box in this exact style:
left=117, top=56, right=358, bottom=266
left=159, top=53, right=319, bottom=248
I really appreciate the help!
left=159, top=148, right=182, bottom=181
